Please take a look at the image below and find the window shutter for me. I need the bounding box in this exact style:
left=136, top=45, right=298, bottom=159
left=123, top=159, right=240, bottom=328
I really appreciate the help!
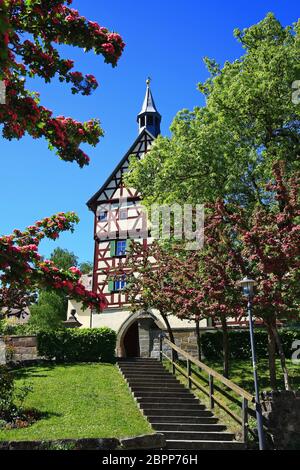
left=108, top=280, right=114, bottom=292
left=110, top=240, right=116, bottom=257
left=126, top=239, right=132, bottom=254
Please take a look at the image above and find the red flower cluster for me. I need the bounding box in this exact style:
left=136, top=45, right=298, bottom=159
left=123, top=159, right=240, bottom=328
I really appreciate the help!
left=0, top=0, right=125, bottom=166
left=0, top=212, right=107, bottom=313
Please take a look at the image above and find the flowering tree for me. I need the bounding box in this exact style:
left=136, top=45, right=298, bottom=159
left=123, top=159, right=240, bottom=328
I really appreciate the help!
left=124, top=239, right=241, bottom=375
left=123, top=165, right=299, bottom=387
left=0, top=0, right=124, bottom=313
left=122, top=242, right=211, bottom=362
left=0, top=0, right=125, bottom=166
left=120, top=242, right=181, bottom=358
left=0, top=213, right=107, bottom=312
left=239, top=164, right=300, bottom=390
left=206, top=164, right=300, bottom=389
left=192, top=212, right=244, bottom=377
left=0, top=285, right=36, bottom=317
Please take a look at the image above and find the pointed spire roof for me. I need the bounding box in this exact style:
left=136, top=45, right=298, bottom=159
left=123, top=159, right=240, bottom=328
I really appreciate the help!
left=137, top=78, right=161, bottom=137
left=139, top=77, right=161, bottom=116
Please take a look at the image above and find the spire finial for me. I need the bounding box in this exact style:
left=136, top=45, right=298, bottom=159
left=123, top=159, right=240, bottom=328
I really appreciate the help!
left=146, top=76, right=151, bottom=87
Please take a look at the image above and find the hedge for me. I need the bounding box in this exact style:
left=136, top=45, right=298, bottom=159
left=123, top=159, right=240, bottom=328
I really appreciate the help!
left=37, top=328, right=116, bottom=363
left=200, top=328, right=300, bottom=360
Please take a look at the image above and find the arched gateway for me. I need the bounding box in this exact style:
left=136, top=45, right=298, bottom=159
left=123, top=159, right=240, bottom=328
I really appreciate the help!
left=116, top=311, right=165, bottom=358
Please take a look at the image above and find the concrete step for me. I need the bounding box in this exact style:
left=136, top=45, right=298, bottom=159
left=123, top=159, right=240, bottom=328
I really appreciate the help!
left=119, top=363, right=165, bottom=368
left=140, top=402, right=204, bottom=410
left=121, top=373, right=173, bottom=378
left=143, top=408, right=212, bottom=417
left=147, top=415, right=217, bottom=423
left=162, top=431, right=235, bottom=441
left=119, top=368, right=168, bottom=374
left=152, top=423, right=227, bottom=432
left=137, top=396, right=199, bottom=404
left=166, top=440, right=246, bottom=450
left=130, top=385, right=187, bottom=393
left=126, top=375, right=179, bottom=382
left=134, top=391, right=192, bottom=398
left=127, top=380, right=180, bottom=387
left=119, top=364, right=169, bottom=374
left=119, top=359, right=161, bottom=363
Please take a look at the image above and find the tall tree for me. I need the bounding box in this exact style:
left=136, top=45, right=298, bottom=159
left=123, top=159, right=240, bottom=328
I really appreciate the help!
left=29, top=290, right=66, bottom=330
left=50, top=248, right=78, bottom=271
left=79, top=261, right=93, bottom=274
left=126, top=14, right=300, bottom=209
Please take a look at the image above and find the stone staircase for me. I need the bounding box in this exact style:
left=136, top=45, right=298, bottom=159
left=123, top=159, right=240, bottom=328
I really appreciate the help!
left=118, top=358, right=245, bottom=450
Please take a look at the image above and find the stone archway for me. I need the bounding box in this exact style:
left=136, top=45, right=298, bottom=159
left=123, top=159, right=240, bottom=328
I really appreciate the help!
left=116, top=311, right=164, bottom=358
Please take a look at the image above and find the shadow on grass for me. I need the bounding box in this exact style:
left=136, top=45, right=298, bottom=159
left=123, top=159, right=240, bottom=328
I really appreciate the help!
left=11, top=361, right=115, bottom=380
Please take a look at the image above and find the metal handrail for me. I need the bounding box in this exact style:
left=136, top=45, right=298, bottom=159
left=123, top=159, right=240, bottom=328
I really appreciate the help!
left=160, top=336, right=256, bottom=444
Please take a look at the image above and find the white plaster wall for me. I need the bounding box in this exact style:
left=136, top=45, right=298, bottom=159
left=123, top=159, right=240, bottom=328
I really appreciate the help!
left=67, top=300, right=91, bottom=328
left=67, top=300, right=208, bottom=333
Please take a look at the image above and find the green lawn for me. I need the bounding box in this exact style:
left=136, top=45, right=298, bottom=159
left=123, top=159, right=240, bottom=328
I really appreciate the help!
left=0, top=363, right=152, bottom=441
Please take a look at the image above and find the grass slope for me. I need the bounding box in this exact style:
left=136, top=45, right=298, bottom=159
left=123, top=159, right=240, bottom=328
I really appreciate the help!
left=0, top=363, right=152, bottom=441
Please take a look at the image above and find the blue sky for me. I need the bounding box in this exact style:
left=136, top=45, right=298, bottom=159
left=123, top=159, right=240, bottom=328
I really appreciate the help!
left=0, top=0, right=298, bottom=264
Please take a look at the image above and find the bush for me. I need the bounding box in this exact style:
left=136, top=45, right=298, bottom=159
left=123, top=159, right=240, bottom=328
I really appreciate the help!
left=0, top=366, right=33, bottom=424
left=201, top=328, right=300, bottom=360
left=0, top=321, right=40, bottom=336
left=37, top=328, right=116, bottom=363
left=0, top=366, right=15, bottom=421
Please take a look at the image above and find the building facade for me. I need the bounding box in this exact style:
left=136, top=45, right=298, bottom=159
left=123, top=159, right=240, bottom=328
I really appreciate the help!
left=67, top=81, right=207, bottom=357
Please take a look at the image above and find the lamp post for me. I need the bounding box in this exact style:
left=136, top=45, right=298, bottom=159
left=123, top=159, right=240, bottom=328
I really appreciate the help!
left=238, top=276, right=265, bottom=451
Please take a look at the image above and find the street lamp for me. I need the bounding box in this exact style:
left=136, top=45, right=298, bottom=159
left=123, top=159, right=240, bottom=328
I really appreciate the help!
left=238, top=276, right=266, bottom=451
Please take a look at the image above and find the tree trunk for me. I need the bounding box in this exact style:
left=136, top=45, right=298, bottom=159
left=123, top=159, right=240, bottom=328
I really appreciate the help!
left=161, top=312, right=178, bottom=361
left=195, top=319, right=202, bottom=361
left=266, top=323, right=277, bottom=390
left=271, top=323, right=291, bottom=391
left=220, top=316, right=229, bottom=378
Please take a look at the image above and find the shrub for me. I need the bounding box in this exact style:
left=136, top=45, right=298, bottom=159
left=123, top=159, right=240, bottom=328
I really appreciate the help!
left=37, top=328, right=116, bottom=363
left=0, top=320, right=40, bottom=336
left=0, top=366, right=15, bottom=421
left=201, top=328, right=300, bottom=360
left=0, top=366, right=33, bottom=424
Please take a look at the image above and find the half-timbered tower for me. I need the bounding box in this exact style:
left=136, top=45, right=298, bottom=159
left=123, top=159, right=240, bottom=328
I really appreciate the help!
left=87, top=78, right=160, bottom=310
left=67, top=80, right=204, bottom=358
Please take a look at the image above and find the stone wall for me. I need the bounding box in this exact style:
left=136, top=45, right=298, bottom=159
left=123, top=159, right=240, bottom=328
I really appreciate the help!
left=0, top=336, right=40, bottom=364
left=0, top=434, right=166, bottom=450
left=173, top=330, right=199, bottom=356
left=262, top=390, right=300, bottom=450
left=149, top=328, right=199, bottom=359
